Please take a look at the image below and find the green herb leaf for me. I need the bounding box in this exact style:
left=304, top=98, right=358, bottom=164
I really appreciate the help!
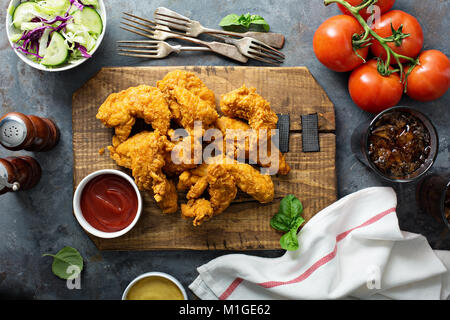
left=280, top=228, right=299, bottom=251
left=43, top=246, right=84, bottom=280
left=270, top=194, right=305, bottom=251
left=219, top=14, right=240, bottom=27
left=219, top=13, right=270, bottom=33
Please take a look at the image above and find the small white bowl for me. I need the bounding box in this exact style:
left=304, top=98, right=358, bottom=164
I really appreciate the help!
left=6, top=0, right=107, bottom=72
left=73, top=169, right=142, bottom=239
left=122, top=272, right=188, bottom=300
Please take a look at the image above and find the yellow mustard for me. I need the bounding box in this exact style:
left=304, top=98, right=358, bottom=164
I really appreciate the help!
left=126, top=276, right=185, bottom=300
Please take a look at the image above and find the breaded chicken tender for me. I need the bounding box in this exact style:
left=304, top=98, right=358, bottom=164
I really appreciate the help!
left=220, top=84, right=278, bottom=131
left=157, top=70, right=218, bottom=132
left=215, top=116, right=290, bottom=175
left=96, top=85, right=171, bottom=147
left=179, top=156, right=274, bottom=226
left=108, top=131, right=178, bottom=214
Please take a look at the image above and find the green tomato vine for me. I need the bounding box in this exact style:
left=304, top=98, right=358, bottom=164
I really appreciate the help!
left=323, top=0, right=419, bottom=89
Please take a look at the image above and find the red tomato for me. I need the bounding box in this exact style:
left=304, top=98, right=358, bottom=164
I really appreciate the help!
left=313, top=15, right=369, bottom=72
left=406, top=50, right=450, bottom=102
left=371, top=10, right=423, bottom=63
left=338, top=0, right=395, bottom=20
left=348, top=60, right=403, bottom=113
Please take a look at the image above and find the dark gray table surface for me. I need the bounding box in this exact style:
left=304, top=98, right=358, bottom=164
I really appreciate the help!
left=0, top=0, right=448, bottom=300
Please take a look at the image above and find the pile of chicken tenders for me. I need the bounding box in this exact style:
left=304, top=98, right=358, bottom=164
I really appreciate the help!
left=96, top=70, right=290, bottom=226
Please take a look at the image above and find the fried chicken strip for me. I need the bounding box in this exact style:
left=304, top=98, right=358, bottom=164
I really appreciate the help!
left=215, top=116, right=291, bottom=175
left=157, top=70, right=218, bottom=133
left=179, top=156, right=274, bottom=225
left=220, top=84, right=278, bottom=131
left=181, top=164, right=237, bottom=226
left=108, top=131, right=178, bottom=214
left=96, top=85, right=171, bottom=147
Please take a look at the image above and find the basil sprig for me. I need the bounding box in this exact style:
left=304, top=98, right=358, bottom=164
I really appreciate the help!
left=270, top=194, right=305, bottom=251
left=219, top=13, right=270, bottom=33
left=43, top=246, right=84, bottom=280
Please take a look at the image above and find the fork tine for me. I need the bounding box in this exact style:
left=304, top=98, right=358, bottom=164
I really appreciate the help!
left=154, top=13, right=190, bottom=27
left=120, top=26, right=154, bottom=39
left=118, top=44, right=159, bottom=50
left=117, top=40, right=161, bottom=44
left=118, top=52, right=161, bottom=59
left=122, top=17, right=156, bottom=30
left=154, top=16, right=189, bottom=32
left=245, top=53, right=281, bottom=65
left=154, top=8, right=191, bottom=22
left=251, top=41, right=285, bottom=59
left=118, top=48, right=158, bottom=54
left=123, top=12, right=157, bottom=26
left=248, top=47, right=285, bottom=64
left=120, top=21, right=155, bottom=36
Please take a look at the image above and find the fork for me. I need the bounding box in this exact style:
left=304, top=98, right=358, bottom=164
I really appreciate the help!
left=208, top=33, right=285, bottom=65
left=154, top=7, right=285, bottom=49
left=121, top=13, right=248, bottom=63
left=153, top=8, right=284, bottom=65
left=117, top=40, right=211, bottom=59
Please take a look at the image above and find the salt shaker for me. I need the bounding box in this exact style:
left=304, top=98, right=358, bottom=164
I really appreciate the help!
left=0, top=112, right=60, bottom=152
left=0, top=156, right=42, bottom=195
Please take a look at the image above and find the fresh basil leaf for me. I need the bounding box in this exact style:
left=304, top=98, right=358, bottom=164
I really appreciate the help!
left=271, top=194, right=304, bottom=251
left=248, top=19, right=270, bottom=32
left=43, top=246, right=84, bottom=280
left=280, top=228, right=299, bottom=251
left=219, top=13, right=270, bottom=33
left=279, top=194, right=303, bottom=220
left=219, top=14, right=240, bottom=27
left=270, top=213, right=292, bottom=232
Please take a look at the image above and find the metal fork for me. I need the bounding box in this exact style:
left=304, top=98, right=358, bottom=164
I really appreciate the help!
left=154, top=7, right=285, bottom=49
left=153, top=8, right=284, bottom=65
left=121, top=13, right=248, bottom=63
left=117, top=40, right=211, bottom=59
left=208, top=33, right=284, bottom=65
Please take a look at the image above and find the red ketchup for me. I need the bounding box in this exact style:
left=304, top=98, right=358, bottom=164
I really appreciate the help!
left=80, top=174, right=138, bottom=232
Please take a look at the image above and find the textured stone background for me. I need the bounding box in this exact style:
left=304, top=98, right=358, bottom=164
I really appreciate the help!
left=0, top=0, right=448, bottom=299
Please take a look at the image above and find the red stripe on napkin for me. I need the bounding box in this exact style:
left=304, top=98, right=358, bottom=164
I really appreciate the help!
left=219, top=207, right=396, bottom=299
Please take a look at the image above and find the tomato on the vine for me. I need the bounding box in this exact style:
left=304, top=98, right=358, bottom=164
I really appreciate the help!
left=348, top=60, right=403, bottom=113
left=406, top=50, right=450, bottom=102
left=338, top=0, right=396, bottom=20
left=370, top=10, right=423, bottom=64
left=313, top=15, right=368, bottom=72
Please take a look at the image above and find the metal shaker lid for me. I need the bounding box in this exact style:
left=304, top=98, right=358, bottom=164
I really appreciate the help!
left=0, top=162, right=19, bottom=192
left=0, top=114, right=28, bottom=148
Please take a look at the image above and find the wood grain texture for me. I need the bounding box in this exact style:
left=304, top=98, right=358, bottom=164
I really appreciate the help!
left=72, top=66, right=336, bottom=251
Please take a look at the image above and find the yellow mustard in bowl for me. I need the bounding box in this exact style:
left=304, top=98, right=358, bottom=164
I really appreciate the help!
left=125, top=275, right=185, bottom=300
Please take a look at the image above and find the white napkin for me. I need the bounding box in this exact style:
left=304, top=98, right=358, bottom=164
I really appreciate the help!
left=189, top=187, right=450, bottom=300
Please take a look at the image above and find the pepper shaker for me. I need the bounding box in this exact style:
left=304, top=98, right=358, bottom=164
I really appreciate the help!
left=0, top=112, right=60, bottom=152
left=0, top=156, right=42, bottom=195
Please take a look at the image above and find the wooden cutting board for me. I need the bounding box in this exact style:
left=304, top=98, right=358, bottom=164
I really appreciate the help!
left=72, top=66, right=336, bottom=250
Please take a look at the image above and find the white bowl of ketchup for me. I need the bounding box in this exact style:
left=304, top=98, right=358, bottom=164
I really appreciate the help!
left=73, top=169, right=142, bottom=239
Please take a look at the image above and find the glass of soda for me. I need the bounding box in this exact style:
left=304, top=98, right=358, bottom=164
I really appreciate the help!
left=351, top=106, right=438, bottom=183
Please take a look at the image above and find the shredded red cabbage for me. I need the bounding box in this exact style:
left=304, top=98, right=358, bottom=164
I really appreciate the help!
left=75, top=43, right=92, bottom=58
left=70, top=0, right=84, bottom=11
left=16, top=46, right=43, bottom=59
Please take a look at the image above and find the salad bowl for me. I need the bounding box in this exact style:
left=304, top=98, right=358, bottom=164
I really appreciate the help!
left=6, top=0, right=107, bottom=72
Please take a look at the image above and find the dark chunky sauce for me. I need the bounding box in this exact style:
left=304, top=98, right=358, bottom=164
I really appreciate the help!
left=368, top=111, right=431, bottom=179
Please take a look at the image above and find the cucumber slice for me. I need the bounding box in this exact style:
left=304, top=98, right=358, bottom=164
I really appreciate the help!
left=35, top=0, right=71, bottom=16
left=12, top=2, right=39, bottom=29
left=80, top=0, right=99, bottom=9
left=73, top=7, right=103, bottom=35
left=41, top=32, right=69, bottom=66
left=20, top=22, right=45, bottom=31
